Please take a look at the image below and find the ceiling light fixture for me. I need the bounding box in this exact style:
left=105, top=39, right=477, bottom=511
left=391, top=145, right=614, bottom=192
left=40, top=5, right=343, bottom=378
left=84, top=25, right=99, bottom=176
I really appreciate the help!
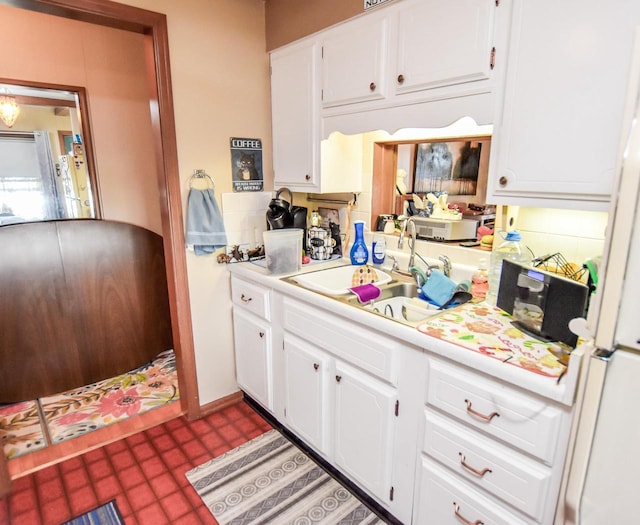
left=0, top=93, right=20, bottom=128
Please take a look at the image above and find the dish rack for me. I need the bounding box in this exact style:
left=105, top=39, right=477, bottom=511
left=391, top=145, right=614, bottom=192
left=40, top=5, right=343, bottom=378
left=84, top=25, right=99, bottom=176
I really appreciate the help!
left=531, top=253, right=588, bottom=282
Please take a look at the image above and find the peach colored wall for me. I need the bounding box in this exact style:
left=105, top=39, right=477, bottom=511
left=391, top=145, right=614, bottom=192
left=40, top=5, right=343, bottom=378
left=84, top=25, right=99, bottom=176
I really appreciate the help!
left=5, top=1, right=273, bottom=407
left=266, top=0, right=362, bottom=50
left=0, top=5, right=161, bottom=233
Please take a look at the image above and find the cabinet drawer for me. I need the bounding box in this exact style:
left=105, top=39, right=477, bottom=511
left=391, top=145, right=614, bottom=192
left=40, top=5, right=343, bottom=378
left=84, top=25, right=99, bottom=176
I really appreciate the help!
left=423, top=410, right=551, bottom=521
left=427, top=359, right=564, bottom=464
left=231, top=276, right=270, bottom=321
left=414, top=457, right=531, bottom=525
left=283, top=297, right=397, bottom=383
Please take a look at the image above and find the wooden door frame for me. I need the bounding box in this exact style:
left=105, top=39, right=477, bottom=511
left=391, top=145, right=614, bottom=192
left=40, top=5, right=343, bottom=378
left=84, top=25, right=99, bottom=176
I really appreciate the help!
left=4, top=0, right=199, bottom=418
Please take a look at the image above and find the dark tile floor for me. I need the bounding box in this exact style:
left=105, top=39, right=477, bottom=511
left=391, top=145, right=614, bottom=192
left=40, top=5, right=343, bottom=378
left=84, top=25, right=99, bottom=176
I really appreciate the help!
left=0, top=400, right=272, bottom=524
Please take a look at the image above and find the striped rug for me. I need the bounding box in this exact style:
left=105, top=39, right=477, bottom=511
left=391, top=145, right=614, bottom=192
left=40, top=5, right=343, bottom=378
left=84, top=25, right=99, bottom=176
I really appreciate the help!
left=186, top=429, right=386, bottom=524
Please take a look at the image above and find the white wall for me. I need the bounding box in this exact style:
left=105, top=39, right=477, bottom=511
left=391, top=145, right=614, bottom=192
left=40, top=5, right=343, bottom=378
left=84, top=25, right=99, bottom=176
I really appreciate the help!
left=119, top=0, right=273, bottom=406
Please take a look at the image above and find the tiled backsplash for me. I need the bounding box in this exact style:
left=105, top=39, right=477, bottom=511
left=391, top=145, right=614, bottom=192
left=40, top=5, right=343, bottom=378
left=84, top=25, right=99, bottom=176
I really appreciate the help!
left=222, top=192, right=273, bottom=247
left=512, top=207, right=608, bottom=267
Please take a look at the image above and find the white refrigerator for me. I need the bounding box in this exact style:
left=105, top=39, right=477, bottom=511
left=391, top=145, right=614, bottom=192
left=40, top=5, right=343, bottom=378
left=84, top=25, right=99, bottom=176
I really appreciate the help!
left=562, top=29, right=640, bottom=525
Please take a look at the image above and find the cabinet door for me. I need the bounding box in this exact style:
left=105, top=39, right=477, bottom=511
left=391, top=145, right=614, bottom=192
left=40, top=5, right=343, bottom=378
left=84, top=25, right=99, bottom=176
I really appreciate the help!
left=394, top=0, right=496, bottom=95
left=283, top=334, right=330, bottom=455
left=232, top=308, right=272, bottom=410
left=333, top=361, right=396, bottom=503
left=271, top=39, right=319, bottom=190
left=488, top=0, right=640, bottom=209
left=321, top=15, right=388, bottom=107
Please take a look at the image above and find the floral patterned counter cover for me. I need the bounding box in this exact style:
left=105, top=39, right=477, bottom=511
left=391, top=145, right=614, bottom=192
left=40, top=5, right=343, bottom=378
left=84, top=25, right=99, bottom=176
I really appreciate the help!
left=417, top=303, right=569, bottom=378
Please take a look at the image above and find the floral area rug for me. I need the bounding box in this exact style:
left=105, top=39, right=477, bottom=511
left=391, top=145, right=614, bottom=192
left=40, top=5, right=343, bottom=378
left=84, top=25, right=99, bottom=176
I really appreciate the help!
left=0, top=350, right=179, bottom=459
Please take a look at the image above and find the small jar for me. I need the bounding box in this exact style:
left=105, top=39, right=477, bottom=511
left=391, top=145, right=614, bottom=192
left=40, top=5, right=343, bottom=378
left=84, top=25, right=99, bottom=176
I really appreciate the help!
left=471, top=258, right=489, bottom=300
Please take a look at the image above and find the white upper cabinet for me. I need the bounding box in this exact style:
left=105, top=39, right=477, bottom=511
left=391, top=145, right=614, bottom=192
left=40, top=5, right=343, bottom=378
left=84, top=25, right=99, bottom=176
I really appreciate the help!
left=393, top=0, right=496, bottom=96
left=271, top=38, right=363, bottom=193
left=270, top=39, right=320, bottom=191
left=321, top=0, right=500, bottom=113
left=322, top=14, right=388, bottom=107
left=488, top=0, right=640, bottom=210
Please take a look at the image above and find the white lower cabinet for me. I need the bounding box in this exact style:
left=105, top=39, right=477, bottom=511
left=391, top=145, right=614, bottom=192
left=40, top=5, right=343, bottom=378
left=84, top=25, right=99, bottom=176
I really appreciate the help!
left=283, top=334, right=330, bottom=455
left=333, top=360, right=397, bottom=503
left=282, top=332, right=397, bottom=506
left=231, top=275, right=273, bottom=411
left=230, top=272, right=575, bottom=525
left=232, top=308, right=272, bottom=411
left=415, top=457, right=531, bottom=525
left=415, top=357, right=572, bottom=525
left=423, top=410, right=551, bottom=522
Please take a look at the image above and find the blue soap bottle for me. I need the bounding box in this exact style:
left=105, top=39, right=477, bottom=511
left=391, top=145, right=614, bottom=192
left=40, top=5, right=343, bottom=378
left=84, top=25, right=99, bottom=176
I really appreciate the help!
left=350, top=221, right=369, bottom=265
left=372, top=234, right=386, bottom=265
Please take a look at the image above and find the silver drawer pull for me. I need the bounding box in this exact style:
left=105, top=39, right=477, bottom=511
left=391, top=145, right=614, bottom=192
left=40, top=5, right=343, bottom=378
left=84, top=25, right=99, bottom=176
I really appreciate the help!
left=453, top=502, right=484, bottom=525
left=240, top=294, right=252, bottom=303
left=459, top=453, right=492, bottom=478
left=464, top=399, right=500, bottom=422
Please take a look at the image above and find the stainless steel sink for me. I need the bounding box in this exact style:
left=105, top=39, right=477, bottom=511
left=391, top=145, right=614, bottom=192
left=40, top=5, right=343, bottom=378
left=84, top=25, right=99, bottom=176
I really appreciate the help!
left=344, top=280, right=440, bottom=326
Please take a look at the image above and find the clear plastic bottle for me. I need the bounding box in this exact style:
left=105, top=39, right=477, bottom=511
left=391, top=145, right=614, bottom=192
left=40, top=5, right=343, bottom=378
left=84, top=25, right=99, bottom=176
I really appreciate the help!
left=350, top=221, right=369, bottom=265
left=471, top=258, right=489, bottom=300
left=486, top=230, right=529, bottom=305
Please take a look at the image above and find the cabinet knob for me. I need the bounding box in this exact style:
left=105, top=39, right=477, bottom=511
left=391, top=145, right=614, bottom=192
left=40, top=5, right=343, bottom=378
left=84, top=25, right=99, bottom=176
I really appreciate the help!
left=453, top=502, right=484, bottom=525
left=369, top=82, right=376, bottom=91
left=240, top=294, right=252, bottom=303
left=498, top=176, right=508, bottom=187
left=397, top=74, right=405, bottom=84
left=335, top=375, right=342, bottom=383
left=305, top=174, right=311, bottom=181
left=313, top=363, right=319, bottom=371
left=259, top=331, right=265, bottom=338
left=464, top=399, right=500, bottom=422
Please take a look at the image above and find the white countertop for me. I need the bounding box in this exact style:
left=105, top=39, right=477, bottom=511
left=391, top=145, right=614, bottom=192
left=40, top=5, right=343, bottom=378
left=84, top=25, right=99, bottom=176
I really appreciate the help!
left=228, top=259, right=582, bottom=406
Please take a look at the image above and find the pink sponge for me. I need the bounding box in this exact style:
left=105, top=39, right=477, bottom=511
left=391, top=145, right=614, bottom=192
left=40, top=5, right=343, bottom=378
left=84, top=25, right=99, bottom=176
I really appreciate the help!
left=349, top=283, right=382, bottom=303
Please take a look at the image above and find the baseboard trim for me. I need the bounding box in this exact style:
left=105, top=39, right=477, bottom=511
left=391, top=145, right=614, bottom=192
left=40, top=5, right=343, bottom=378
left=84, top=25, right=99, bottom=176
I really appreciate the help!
left=195, top=390, right=244, bottom=419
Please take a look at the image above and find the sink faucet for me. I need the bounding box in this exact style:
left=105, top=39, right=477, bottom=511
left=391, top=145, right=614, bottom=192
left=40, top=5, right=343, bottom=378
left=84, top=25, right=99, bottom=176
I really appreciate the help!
left=439, top=255, right=451, bottom=278
left=395, top=217, right=441, bottom=288
left=397, top=217, right=418, bottom=268
left=397, top=217, right=411, bottom=249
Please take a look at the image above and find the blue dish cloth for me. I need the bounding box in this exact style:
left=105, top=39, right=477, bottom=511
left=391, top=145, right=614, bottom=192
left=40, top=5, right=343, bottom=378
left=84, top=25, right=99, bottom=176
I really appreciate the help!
left=421, top=269, right=457, bottom=307
left=185, top=188, right=227, bottom=256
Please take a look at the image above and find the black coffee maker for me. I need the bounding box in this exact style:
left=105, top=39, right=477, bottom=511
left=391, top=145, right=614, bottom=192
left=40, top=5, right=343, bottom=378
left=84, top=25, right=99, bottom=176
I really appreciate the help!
left=266, top=187, right=307, bottom=251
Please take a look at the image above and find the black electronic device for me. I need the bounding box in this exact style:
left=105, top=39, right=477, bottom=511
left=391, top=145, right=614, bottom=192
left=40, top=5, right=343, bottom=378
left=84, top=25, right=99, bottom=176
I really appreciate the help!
left=497, top=260, right=589, bottom=347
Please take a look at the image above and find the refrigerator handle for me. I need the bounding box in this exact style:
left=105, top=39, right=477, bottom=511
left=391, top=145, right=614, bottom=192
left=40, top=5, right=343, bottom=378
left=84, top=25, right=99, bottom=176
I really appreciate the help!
left=562, top=349, right=610, bottom=524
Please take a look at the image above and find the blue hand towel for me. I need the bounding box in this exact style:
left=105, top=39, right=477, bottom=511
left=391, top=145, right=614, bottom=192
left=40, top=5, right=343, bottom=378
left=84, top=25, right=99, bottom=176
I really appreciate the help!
left=421, top=269, right=457, bottom=307
left=186, top=188, right=227, bottom=256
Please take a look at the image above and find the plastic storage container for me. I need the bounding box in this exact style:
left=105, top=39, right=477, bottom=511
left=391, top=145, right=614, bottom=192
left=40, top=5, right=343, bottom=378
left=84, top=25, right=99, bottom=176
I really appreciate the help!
left=350, top=221, right=369, bottom=265
left=263, top=229, right=303, bottom=274
left=487, top=230, right=529, bottom=304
